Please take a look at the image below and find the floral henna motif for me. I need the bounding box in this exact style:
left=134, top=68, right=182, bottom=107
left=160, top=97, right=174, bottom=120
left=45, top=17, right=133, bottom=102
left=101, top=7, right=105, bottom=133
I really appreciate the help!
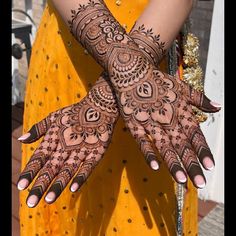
left=69, top=1, right=126, bottom=68
left=18, top=76, right=119, bottom=206
left=18, top=13, right=185, bottom=207
left=130, top=24, right=166, bottom=67
left=68, top=0, right=220, bottom=187
left=18, top=0, right=221, bottom=207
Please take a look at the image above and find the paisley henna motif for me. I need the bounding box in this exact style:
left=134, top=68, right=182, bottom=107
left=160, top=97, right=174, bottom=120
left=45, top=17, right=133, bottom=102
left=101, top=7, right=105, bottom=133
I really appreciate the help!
left=68, top=0, right=220, bottom=187
left=18, top=76, right=119, bottom=206
left=18, top=0, right=221, bottom=208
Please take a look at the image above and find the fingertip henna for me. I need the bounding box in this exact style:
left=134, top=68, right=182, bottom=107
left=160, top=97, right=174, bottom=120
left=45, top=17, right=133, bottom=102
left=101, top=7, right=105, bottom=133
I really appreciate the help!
left=199, top=149, right=215, bottom=170
left=17, top=178, right=29, bottom=190
left=148, top=155, right=159, bottom=170
left=17, top=172, right=34, bottom=189
left=20, top=125, right=38, bottom=143
left=201, top=95, right=221, bottom=113
left=18, top=133, right=31, bottom=142
left=46, top=182, right=64, bottom=202
left=171, top=165, right=187, bottom=184
left=71, top=175, right=85, bottom=191
left=186, top=162, right=206, bottom=189
left=26, top=187, right=43, bottom=207
left=21, top=118, right=50, bottom=143
left=26, top=195, right=39, bottom=208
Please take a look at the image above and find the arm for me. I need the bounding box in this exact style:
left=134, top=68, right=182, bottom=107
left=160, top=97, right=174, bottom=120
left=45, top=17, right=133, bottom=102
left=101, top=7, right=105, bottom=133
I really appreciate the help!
left=18, top=0, right=220, bottom=207
left=51, top=0, right=220, bottom=187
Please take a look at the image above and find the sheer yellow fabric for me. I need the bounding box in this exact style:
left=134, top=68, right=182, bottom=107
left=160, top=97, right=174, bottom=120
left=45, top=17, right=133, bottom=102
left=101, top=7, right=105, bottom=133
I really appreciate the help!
left=19, top=1, right=198, bottom=235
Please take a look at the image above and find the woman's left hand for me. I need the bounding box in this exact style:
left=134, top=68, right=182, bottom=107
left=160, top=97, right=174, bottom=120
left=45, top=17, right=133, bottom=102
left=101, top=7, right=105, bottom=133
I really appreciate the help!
left=17, top=77, right=119, bottom=207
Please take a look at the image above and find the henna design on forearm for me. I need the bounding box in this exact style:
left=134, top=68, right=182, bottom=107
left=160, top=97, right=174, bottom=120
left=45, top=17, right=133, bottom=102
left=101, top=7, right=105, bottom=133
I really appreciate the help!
left=129, top=24, right=166, bottom=68
left=18, top=1, right=221, bottom=207
left=18, top=18, right=177, bottom=206
left=18, top=76, right=119, bottom=205
left=67, top=0, right=220, bottom=187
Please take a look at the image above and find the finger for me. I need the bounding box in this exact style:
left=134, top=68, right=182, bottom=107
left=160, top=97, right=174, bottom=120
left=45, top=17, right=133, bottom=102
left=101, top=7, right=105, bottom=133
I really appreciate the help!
left=178, top=104, right=214, bottom=170
left=177, top=78, right=221, bottom=113
left=180, top=143, right=206, bottom=189
left=44, top=150, right=86, bottom=203
left=127, top=121, right=159, bottom=170
left=18, top=116, right=52, bottom=143
left=17, top=126, right=59, bottom=190
left=164, top=123, right=206, bottom=188
left=26, top=147, right=69, bottom=208
left=17, top=152, right=49, bottom=191
left=70, top=151, right=103, bottom=192
left=146, top=123, right=187, bottom=184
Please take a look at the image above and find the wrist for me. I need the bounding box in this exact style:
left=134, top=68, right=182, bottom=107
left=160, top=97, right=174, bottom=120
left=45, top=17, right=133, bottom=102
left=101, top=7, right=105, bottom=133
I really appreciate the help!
left=86, top=74, right=119, bottom=118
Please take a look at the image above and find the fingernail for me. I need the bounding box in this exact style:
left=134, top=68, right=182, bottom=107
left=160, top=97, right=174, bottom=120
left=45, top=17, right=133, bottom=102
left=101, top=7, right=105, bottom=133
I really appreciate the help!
left=203, top=157, right=215, bottom=170
left=17, top=179, right=29, bottom=190
left=45, top=192, right=56, bottom=203
left=210, top=101, right=221, bottom=108
left=27, top=195, right=38, bottom=208
left=176, top=171, right=187, bottom=183
left=194, top=175, right=206, bottom=188
left=18, top=133, right=31, bottom=141
left=150, top=160, right=159, bottom=170
left=70, top=183, right=79, bottom=192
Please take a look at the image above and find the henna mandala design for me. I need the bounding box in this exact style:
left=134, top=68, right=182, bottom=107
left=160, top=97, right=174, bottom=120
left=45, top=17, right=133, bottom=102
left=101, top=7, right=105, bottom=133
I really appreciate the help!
left=109, top=45, right=152, bottom=90
left=18, top=0, right=221, bottom=208
left=118, top=68, right=179, bottom=127
left=67, top=0, right=220, bottom=187
left=18, top=76, right=119, bottom=206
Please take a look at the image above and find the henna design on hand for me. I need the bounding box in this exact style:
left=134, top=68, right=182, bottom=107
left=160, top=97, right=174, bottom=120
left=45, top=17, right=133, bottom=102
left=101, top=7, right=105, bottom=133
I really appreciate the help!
left=68, top=0, right=220, bottom=188
left=18, top=1, right=221, bottom=208
left=129, top=24, right=166, bottom=68
left=17, top=19, right=176, bottom=207
left=18, top=76, right=119, bottom=206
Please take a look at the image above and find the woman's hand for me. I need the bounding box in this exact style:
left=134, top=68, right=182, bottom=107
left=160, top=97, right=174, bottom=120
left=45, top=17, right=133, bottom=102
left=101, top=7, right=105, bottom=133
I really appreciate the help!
left=19, top=1, right=221, bottom=207
left=52, top=0, right=221, bottom=188
left=107, top=43, right=220, bottom=188
left=17, top=76, right=119, bottom=207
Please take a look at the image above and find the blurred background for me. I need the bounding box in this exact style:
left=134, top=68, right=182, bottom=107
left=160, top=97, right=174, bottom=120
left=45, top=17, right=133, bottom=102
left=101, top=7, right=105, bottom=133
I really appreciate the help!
left=12, top=0, right=224, bottom=235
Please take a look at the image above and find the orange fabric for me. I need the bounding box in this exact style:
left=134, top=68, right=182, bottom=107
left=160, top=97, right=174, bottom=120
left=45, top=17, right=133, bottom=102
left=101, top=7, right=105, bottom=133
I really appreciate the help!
left=19, top=1, right=198, bottom=235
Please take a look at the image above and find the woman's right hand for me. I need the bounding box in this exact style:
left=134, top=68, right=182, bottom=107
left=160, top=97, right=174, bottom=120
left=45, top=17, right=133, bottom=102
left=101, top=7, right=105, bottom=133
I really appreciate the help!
left=107, top=43, right=221, bottom=188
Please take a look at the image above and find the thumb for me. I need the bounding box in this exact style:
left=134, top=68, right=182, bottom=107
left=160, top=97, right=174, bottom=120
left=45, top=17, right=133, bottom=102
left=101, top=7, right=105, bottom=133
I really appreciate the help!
left=198, top=93, right=221, bottom=113
left=18, top=116, right=51, bottom=143
left=181, top=80, right=221, bottom=113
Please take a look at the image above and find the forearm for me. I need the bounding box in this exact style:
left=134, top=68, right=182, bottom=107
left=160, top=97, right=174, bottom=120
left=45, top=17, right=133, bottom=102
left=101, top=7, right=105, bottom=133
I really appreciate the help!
left=85, top=0, right=193, bottom=121
left=130, top=0, right=193, bottom=66
left=52, top=0, right=193, bottom=67
left=132, top=0, right=193, bottom=50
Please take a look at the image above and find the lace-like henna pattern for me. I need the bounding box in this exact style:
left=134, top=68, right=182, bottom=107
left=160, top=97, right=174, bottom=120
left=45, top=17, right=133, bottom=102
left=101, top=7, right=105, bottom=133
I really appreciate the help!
left=18, top=124, right=60, bottom=183
left=18, top=76, right=119, bottom=205
left=177, top=101, right=214, bottom=165
left=57, top=80, right=118, bottom=152
left=130, top=24, right=166, bottom=67
left=27, top=146, right=70, bottom=200
left=18, top=1, right=220, bottom=206
left=18, top=19, right=184, bottom=207
left=68, top=0, right=220, bottom=186
left=69, top=0, right=126, bottom=68
left=18, top=152, right=49, bottom=184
